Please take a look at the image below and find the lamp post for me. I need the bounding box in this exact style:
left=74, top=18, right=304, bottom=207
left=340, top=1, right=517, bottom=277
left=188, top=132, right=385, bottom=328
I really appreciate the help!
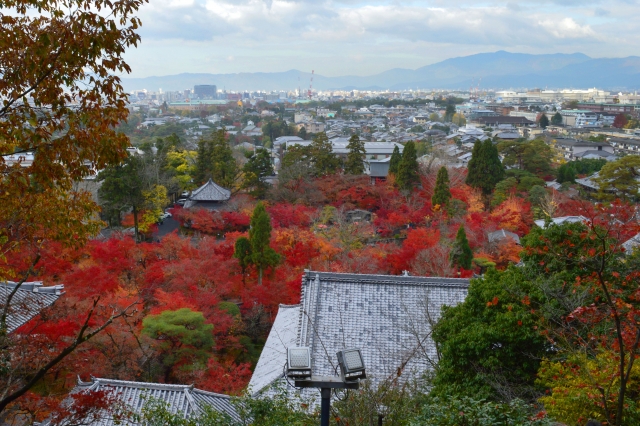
left=287, top=347, right=366, bottom=426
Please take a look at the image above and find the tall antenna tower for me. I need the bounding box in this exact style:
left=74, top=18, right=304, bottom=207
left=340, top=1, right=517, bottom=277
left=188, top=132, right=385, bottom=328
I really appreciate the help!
left=308, top=70, right=314, bottom=99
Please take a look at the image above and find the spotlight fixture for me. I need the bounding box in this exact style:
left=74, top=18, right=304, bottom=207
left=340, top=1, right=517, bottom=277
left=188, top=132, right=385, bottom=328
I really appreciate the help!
left=336, top=348, right=366, bottom=381
left=286, top=347, right=312, bottom=380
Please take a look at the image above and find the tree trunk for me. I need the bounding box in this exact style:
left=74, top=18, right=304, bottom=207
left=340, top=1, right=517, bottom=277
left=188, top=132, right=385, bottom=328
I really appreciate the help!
left=133, top=206, right=139, bottom=243
left=258, top=267, right=263, bottom=286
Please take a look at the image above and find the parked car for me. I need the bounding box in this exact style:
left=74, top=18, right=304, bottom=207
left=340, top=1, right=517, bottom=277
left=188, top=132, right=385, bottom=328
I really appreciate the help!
left=176, top=199, right=187, bottom=205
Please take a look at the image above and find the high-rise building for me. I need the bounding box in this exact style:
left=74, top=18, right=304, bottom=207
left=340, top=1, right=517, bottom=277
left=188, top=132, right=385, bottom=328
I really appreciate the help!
left=194, top=85, right=217, bottom=99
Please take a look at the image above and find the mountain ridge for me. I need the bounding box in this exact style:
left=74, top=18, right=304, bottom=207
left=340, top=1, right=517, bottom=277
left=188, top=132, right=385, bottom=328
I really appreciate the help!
left=121, top=51, right=640, bottom=92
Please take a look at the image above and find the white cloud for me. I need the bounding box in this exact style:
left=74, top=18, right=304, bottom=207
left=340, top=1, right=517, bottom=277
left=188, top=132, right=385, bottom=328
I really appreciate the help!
left=124, top=0, right=640, bottom=77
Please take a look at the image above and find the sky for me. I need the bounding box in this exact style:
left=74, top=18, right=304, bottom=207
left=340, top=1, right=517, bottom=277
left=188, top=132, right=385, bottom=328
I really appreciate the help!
left=125, top=0, right=640, bottom=78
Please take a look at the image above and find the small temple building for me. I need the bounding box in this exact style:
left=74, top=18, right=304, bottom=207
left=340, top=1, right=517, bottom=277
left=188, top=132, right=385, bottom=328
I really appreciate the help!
left=184, top=178, right=231, bottom=209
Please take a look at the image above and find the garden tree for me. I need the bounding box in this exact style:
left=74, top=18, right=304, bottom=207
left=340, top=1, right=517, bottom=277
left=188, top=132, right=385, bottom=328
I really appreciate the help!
left=194, top=130, right=239, bottom=188
left=551, top=112, right=563, bottom=126
left=432, top=266, right=552, bottom=403
left=445, top=104, right=456, bottom=122
left=344, top=134, right=367, bottom=175
left=624, top=117, right=640, bottom=129
left=241, top=148, right=273, bottom=198
left=613, top=113, right=629, bottom=129
left=388, top=145, right=402, bottom=175
left=593, top=155, right=640, bottom=201
left=166, top=149, right=198, bottom=191
left=519, top=207, right=640, bottom=426
left=248, top=202, right=280, bottom=285
left=451, top=113, right=466, bottom=126
left=396, top=141, right=420, bottom=191
left=429, top=112, right=441, bottom=122
left=556, top=163, right=576, bottom=184
left=450, top=226, right=472, bottom=269
left=466, top=140, right=505, bottom=196
left=233, top=237, right=252, bottom=284
left=142, top=309, right=214, bottom=383
left=310, top=132, right=341, bottom=176
left=538, top=113, right=549, bottom=129
left=497, top=139, right=553, bottom=177
left=98, top=155, right=147, bottom=241
left=431, top=167, right=451, bottom=209
left=571, top=158, right=607, bottom=176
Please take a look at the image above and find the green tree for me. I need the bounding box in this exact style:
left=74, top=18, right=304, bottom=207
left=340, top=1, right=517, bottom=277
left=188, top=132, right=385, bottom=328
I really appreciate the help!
left=466, top=140, right=504, bottom=196
left=194, top=130, right=239, bottom=188
left=310, top=132, right=341, bottom=176
left=233, top=236, right=252, bottom=285
left=593, top=155, right=640, bottom=201
left=498, top=139, right=553, bottom=177
left=249, top=202, right=280, bottom=285
left=429, top=112, right=441, bottom=122
left=344, top=134, right=366, bottom=175
left=539, top=113, right=549, bottom=129
left=396, top=141, right=420, bottom=191
left=432, top=166, right=451, bottom=208
left=388, top=145, right=402, bottom=176
left=551, top=112, right=563, bottom=126
left=450, top=225, right=473, bottom=270
left=242, top=148, right=273, bottom=198
left=445, top=105, right=456, bottom=122
left=98, top=155, right=147, bottom=241
left=142, top=309, right=214, bottom=383
left=557, top=163, right=576, bottom=184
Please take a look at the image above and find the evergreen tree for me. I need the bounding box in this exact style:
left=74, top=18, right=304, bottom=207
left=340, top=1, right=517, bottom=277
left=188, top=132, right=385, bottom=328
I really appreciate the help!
left=551, top=112, right=563, bottom=126
left=445, top=105, right=456, bottom=122
left=539, top=113, right=550, bottom=129
left=249, top=202, right=280, bottom=285
left=432, top=166, right=451, bottom=208
left=210, top=129, right=239, bottom=189
left=388, top=145, right=401, bottom=175
left=194, top=136, right=213, bottom=184
left=311, top=132, right=340, bottom=176
left=466, top=140, right=504, bottom=196
left=396, top=141, right=420, bottom=191
left=557, top=163, right=576, bottom=184
left=451, top=225, right=473, bottom=270
left=242, top=148, right=273, bottom=198
left=344, top=134, right=366, bottom=175
left=233, top=236, right=252, bottom=285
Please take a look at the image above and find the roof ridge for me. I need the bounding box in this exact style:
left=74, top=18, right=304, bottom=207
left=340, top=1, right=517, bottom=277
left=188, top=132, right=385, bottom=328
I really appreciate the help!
left=89, top=377, right=193, bottom=390
left=192, top=388, right=233, bottom=399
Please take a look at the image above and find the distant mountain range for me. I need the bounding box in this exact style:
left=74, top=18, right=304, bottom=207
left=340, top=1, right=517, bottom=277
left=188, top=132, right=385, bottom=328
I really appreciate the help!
left=121, top=51, right=640, bottom=93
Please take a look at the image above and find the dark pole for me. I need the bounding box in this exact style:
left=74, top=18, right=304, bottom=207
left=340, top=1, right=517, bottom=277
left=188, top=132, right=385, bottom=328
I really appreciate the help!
left=378, top=414, right=384, bottom=426
left=320, top=388, right=331, bottom=426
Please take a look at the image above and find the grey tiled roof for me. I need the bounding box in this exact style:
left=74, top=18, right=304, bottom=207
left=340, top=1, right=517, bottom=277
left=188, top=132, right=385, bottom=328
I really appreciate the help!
left=250, top=271, right=469, bottom=395
left=188, top=179, right=231, bottom=203
left=488, top=229, right=521, bottom=244
left=0, top=281, right=64, bottom=334
left=54, top=377, right=240, bottom=425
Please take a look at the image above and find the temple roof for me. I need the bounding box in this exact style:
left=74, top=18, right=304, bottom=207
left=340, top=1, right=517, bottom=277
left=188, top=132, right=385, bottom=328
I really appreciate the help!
left=1, top=281, right=64, bottom=334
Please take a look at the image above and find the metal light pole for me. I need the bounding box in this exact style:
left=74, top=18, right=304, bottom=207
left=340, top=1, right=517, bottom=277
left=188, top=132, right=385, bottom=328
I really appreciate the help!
left=295, top=376, right=360, bottom=426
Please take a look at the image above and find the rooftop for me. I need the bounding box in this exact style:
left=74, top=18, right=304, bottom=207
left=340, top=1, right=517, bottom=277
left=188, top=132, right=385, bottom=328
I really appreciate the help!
left=1, top=281, right=64, bottom=334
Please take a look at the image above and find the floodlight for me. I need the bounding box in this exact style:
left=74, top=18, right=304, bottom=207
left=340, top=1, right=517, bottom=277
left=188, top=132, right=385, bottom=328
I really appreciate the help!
left=336, top=348, right=366, bottom=381
left=287, top=347, right=312, bottom=379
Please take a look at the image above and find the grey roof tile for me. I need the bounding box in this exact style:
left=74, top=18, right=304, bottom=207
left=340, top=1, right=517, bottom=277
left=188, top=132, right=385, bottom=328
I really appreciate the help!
left=0, top=281, right=64, bottom=334
left=188, top=179, right=231, bottom=202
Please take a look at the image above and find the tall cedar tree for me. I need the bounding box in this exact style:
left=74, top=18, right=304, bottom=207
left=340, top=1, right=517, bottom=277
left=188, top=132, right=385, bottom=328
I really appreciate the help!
left=194, top=129, right=239, bottom=188
left=249, top=202, right=280, bottom=285
left=432, top=166, right=452, bottom=208
left=388, top=145, right=401, bottom=175
left=242, top=148, right=273, bottom=198
left=98, top=155, right=146, bottom=242
left=311, top=132, right=341, bottom=177
left=396, top=141, right=420, bottom=191
left=344, top=134, right=366, bottom=175
left=539, top=113, right=549, bottom=129
left=233, top=236, right=252, bottom=284
left=466, top=139, right=504, bottom=196
left=451, top=225, right=473, bottom=269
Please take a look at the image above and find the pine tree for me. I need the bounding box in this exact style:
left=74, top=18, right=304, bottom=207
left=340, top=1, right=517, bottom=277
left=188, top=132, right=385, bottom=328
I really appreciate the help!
left=551, top=112, right=563, bottom=126
left=432, top=166, right=451, bottom=208
left=242, top=148, right=273, bottom=198
left=194, top=137, right=213, bottom=185
left=539, top=113, right=550, bottom=129
left=466, top=140, right=504, bottom=196
left=210, top=129, right=239, bottom=189
left=233, top=236, right=252, bottom=284
left=311, top=132, right=340, bottom=177
left=389, top=145, right=401, bottom=176
left=396, top=141, right=420, bottom=191
left=451, top=225, right=473, bottom=270
left=344, top=134, right=366, bottom=175
left=249, top=202, right=280, bottom=285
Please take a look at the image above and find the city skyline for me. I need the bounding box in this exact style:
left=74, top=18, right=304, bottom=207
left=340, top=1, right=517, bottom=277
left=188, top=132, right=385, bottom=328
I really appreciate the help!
left=125, top=0, right=640, bottom=78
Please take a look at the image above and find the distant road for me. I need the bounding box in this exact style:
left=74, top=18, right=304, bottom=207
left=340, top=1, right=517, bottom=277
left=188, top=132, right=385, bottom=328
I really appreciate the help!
left=153, top=216, right=180, bottom=240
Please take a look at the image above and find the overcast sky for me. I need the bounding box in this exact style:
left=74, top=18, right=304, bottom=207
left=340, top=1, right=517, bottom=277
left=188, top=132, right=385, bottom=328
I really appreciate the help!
left=124, top=0, right=639, bottom=78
